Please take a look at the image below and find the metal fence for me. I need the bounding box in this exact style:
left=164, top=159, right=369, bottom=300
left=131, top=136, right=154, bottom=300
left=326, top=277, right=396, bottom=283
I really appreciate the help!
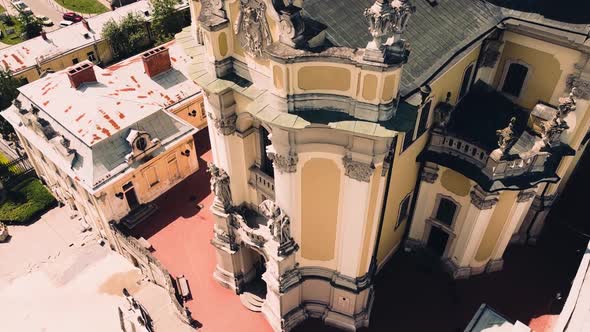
left=0, top=155, right=35, bottom=186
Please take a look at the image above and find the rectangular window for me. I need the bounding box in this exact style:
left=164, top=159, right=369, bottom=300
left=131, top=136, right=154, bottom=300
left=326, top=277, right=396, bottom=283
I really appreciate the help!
left=402, top=125, right=415, bottom=152
left=72, top=58, right=79, bottom=65
left=501, top=63, right=528, bottom=97
left=168, top=157, right=180, bottom=180
left=435, top=198, right=457, bottom=226
left=395, top=193, right=412, bottom=230
left=199, top=101, right=206, bottom=119
left=416, top=100, right=433, bottom=139
left=145, top=167, right=159, bottom=187
left=87, top=51, right=96, bottom=62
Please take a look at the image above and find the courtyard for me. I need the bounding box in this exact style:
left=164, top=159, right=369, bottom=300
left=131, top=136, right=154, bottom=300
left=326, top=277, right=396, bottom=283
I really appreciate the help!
left=129, top=130, right=588, bottom=332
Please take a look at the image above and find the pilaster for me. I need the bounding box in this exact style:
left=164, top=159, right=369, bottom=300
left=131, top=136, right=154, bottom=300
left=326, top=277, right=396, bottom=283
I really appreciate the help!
left=407, top=163, right=440, bottom=243
left=337, top=157, right=374, bottom=277
left=447, top=186, right=498, bottom=279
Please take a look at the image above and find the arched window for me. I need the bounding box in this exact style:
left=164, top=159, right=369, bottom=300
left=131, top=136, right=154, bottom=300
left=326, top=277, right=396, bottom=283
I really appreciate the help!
left=459, top=63, right=475, bottom=100
left=435, top=198, right=457, bottom=226
left=260, top=126, right=274, bottom=177
left=395, top=193, right=412, bottom=230
left=501, top=62, right=528, bottom=97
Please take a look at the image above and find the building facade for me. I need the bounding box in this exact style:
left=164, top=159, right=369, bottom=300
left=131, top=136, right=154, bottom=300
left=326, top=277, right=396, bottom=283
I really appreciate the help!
left=184, top=0, right=590, bottom=331
left=1, top=43, right=203, bottom=250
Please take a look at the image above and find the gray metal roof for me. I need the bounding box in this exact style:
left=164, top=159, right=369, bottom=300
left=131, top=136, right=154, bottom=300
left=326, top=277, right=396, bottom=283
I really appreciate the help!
left=302, top=0, right=590, bottom=97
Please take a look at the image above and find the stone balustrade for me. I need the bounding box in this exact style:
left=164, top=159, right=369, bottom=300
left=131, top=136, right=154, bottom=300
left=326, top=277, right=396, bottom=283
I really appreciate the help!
left=248, top=165, right=275, bottom=200
left=428, top=128, right=550, bottom=182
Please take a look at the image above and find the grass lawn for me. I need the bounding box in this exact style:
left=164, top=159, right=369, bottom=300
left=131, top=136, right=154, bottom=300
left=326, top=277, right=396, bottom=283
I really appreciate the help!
left=56, top=0, right=109, bottom=14
left=0, top=5, right=5, bottom=13
left=0, top=16, right=25, bottom=45
left=0, top=177, right=56, bottom=223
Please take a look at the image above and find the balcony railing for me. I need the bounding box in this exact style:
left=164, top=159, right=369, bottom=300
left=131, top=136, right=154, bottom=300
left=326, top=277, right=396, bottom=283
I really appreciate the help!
left=249, top=165, right=275, bottom=200
left=427, top=128, right=550, bottom=181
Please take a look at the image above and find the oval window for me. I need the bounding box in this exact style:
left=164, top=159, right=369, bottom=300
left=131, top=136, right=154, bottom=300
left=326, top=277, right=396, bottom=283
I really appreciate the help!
left=135, top=137, right=147, bottom=150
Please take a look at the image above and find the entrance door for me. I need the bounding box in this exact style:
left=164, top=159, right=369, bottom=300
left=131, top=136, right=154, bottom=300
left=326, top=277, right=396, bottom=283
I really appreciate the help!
left=124, top=186, right=140, bottom=210
left=427, top=226, right=449, bottom=257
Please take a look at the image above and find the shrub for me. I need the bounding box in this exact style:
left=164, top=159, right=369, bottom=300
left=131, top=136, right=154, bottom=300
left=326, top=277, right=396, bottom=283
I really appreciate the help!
left=0, top=178, right=56, bottom=223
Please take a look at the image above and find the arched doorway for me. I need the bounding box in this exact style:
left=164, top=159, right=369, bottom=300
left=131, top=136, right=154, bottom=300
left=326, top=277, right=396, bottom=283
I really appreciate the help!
left=239, top=246, right=267, bottom=312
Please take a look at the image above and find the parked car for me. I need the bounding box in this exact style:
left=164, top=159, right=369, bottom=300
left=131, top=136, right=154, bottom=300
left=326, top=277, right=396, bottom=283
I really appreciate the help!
left=11, top=0, right=33, bottom=16
left=35, top=15, right=53, bottom=26
left=59, top=20, right=74, bottom=28
left=63, top=12, right=83, bottom=22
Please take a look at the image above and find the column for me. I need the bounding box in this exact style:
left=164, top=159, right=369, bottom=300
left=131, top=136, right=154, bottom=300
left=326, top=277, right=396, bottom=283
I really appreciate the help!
left=487, top=189, right=535, bottom=271
left=448, top=185, right=498, bottom=278
left=407, top=163, right=439, bottom=248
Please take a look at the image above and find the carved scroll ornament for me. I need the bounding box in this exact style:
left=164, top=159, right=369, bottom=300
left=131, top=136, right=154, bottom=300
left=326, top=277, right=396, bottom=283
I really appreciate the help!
left=234, top=0, right=272, bottom=57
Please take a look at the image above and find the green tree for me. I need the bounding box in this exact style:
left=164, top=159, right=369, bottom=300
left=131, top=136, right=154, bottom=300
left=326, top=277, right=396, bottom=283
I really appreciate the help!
left=0, top=68, right=21, bottom=142
left=102, top=13, right=149, bottom=59
left=19, top=13, right=42, bottom=39
left=151, top=0, right=183, bottom=43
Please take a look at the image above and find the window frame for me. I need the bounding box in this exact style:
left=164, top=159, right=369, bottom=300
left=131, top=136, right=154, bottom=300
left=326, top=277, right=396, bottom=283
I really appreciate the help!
left=395, top=192, right=413, bottom=230
left=430, top=194, right=461, bottom=230
left=458, top=62, right=476, bottom=100
left=144, top=166, right=159, bottom=188
left=499, top=59, right=531, bottom=101
left=87, top=51, right=96, bottom=62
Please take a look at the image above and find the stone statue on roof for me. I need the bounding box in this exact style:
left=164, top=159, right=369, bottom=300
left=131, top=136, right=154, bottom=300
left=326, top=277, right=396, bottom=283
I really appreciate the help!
left=234, top=0, right=272, bottom=57
left=496, top=117, right=517, bottom=154
left=557, top=87, right=577, bottom=123
left=208, top=163, right=232, bottom=210
left=259, top=199, right=292, bottom=245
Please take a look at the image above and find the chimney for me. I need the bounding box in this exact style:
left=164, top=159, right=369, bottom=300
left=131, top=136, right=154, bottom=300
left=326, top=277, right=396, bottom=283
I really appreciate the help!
left=82, top=19, right=90, bottom=31
left=67, top=62, right=97, bottom=89
left=142, top=46, right=172, bottom=78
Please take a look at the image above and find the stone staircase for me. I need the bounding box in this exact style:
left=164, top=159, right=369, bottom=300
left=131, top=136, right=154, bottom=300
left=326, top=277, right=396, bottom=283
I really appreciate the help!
left=239, top=278, right=267, bottom=312
left=239, top=291, right=265, bottom=312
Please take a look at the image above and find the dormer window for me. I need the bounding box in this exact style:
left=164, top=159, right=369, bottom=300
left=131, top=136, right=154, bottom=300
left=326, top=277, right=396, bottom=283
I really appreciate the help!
left=125, top=129, right=161, bottom=164
left=135, top=137, right=147, bottom=150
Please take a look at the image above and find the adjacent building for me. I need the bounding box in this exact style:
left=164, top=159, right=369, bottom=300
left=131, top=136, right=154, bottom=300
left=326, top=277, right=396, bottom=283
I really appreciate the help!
left=183, top=0, right=590, bottom=331
left=1, top=41, right=203, bottom=248
left=0, top=1, right=152, bottom=83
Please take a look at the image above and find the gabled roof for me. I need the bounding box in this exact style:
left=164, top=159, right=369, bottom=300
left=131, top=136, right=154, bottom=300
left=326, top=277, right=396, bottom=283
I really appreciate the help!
left=303, top=0, right=590, bottom=97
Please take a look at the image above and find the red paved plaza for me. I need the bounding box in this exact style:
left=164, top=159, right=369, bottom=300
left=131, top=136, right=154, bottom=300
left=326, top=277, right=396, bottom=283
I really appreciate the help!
left=132, top=130, right=588, bottom=332
left=132, top=130, right=273, bottom=332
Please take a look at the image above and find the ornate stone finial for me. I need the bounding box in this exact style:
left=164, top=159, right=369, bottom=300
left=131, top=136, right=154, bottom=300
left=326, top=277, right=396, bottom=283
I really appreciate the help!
left=259, top=200, right=295, bottom=254
left=541, top=118, right=568, bottom=147
left=208, top=163, right=232, bottom=210
left=364, top=0, right=415, bottom=62
left=496, top=117, right=517, bottom=154
left=343, top=156, right=375, bottom=182
left=273, top=0, right=306, bottom=48
left=267, top=151, right=298, bottom=173
left=198, top=0, right=227, bottom=28
left=234, top=0, right=272, bottom=57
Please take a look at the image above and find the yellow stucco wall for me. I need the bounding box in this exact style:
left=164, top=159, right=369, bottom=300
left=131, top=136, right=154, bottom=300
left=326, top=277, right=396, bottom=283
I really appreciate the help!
left=440, top=168, right=471, bottom=197
left=493, top=41, right=561, bottom=109
left=170, top=95, right=208, bottom=130
left=376, top=134, right=427, bottom=263
left=375, top=46, right=482, bottom=266
left=298, top=66, right=352, bottom=92
left=429, top=45, right=481, bottom=107
left=475, top=190, right=518, bottom=262
left=358, top=165, right=382, bottom=276
left=301, top=158, right=341, bottom=261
